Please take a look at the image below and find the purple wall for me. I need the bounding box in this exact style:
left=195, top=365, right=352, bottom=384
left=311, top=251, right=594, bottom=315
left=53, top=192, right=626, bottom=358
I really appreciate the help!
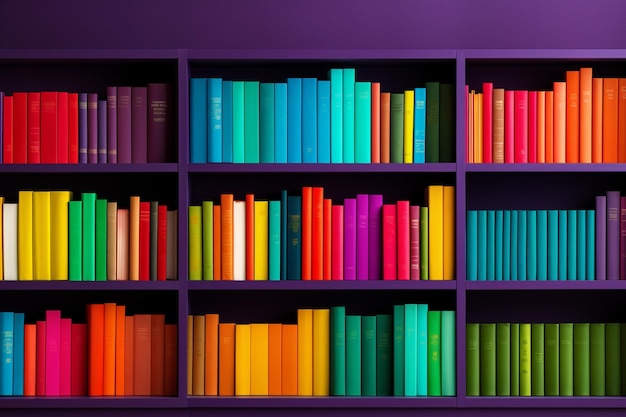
left=1, top=0, right=625, bottom=50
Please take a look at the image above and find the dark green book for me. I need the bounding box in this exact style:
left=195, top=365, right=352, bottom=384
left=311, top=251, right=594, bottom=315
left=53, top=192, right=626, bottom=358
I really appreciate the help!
left=589, top=323, right=605, bottom=396
left=425, top=81, right=440, bottom=163
left=376, top=314, right=392, bottom=396
left=544, top=323, right=559, bottom=396
left=496, top=323, right=510, bottom=396
left=606, top=323, right=621, bottom=396
left=68, top=200, right=83, bottom=281
left=479, top=323, right=496, bottom=396
left=531, top=323, right=544, bottom=396
left=389, top=93, right=404, bottom=163
left=559, top=323, right=574, bottom=396
left=346, top=315, right=362, bottom=396
left=438, top=83, right=454, bottom=162
left=510, top=323, right=520, bottom=396
left=94, top=198, right=107, bottom=281
left=573, top=323, right=590, bottom=396
left=427, top=310, right=441, bottom=396
left=393, top=305, right=405, bottom=396
left=149, top=201, right=158, bottom=281
left=81, top=192, right=96, bottom=281
left=361, top=316, right=377, bottom=396
left=440, top=311, right=456, bottom=397
left=330, top=306, right=346, bottom=396
left=466, top=323, right=480, bottom=396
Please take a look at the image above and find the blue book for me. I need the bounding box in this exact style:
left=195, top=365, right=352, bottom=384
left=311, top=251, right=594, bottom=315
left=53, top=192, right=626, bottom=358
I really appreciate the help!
left=558, top=210, right=568, bottom=281
left=328, top=68, right=343, bottom=163
left=393, top=305, right=405, bottom=396
left=222, top=80, right=233, bottom=163
left=189, top=78, right=208, bottom=163
left=503, top=210, right=511, bottom=281
left=477, top=210, right=487, bottom=281
left=526, top=210, right=537, bottom=281
left=343, top=68, right=356, bottom=163
left=404, top=304, right=418, bottom=396
left=517, top=210, right=527, bottom=281
left=567, top=210, right=577, bottom=281
left=301, top=78, right=317, bottom=163
left=577, top=209, right=586, bottom=281
left=537, top=210, right=548, bottom=281
left=232, top=81, right=245, bottom=163
left=207, top=78, right=223, bottom=162
left=495, top=210, right=503, bottom=281
left=587, top=210, right=596, bottom=280
left=280, top=189, right=288, bottom=280
left=243, top=81, right=260, bottom=163
left=354, top=81, right=372, bottom=163
left=317, top=80, right=331, bottom=163
left=12, top=313, right=24, bottom=396
left=511, top=210, right=518, bottom=281
left=269, top=200, right=281, bottom=280
left=413, top=88, right=426, bottom=163
left=547, top=210, right=558, bottom=280
left=274, top=83, right=288, bottom=163
left=287, top=78, right=302, bottom=163
left=416, top=304, right=429, bottom=396
left=466, top=210, right=478, bottom=281
left=259, top=83, right=275, bottom=163
left=286, top=195, right=301, bottom=280
left=0, top=312, right=14, bottom=395
left=487, top=210, right=495, bottom=281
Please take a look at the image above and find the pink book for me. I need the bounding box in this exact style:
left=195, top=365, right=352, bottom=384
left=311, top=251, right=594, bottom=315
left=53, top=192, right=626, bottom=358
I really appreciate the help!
left=528, top=91, right=538, bottom=163
left=45, top=310, right=61, bottom=396
left=36, top=321, right=46, bottom=396
left=504, top=90, right=515, bottom=163
left=343, top=198, right=357, bottom=280
left=368, top=194, right=383, bottom=280
left=482, top=82, right=493, bottom=163
left=382, top=204, right=397, bottom=280
left=410, top=205, right=421, bottom=280
left=70, top=323, right=87, bottom=396
left=356, top=194, right=369, bottom=280
left=60, top=318, right=72, bottom=396
left=116, top=208, right=130, bottom=280
left=331, top=205, right=344, bottom=280
left=131, top=86, right=148, bottom=163
left=465, top=85, right=469, bottom=163
left=514, top=90, right=529, bottom=163
left=396, top=201, right=410, bottom=280
left=3, top=95, right=12, bottom=163
left=537, top=91, right=546, bottom=163
left=57, top=92, right=69, bottom=164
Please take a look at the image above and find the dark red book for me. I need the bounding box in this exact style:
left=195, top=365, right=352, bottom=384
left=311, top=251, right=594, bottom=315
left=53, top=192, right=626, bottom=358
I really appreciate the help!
left=70, top=323, right=87, bottom=396
left=36, top=320, right=46, bottom=396
left=68, top=93, right=79, bottom=163
left=27, top=92, right=41, bottom=163
left=117, top=86, right=132, bottom=163
left=482, top=82, right=493, bottom=163
left=157, top=204, right=167, bottom=281
left=107, top=86, right=117, bottom=163
left=139, top=201, right=151, bottom=281
left=57, top=92, right=69, bottom=164
left=131, top=86, right=147, bottom=163
left=12, top=92, right=27, bottom=163
left=60, top=318, right=72, bottom=396
left=3, top=95, right=13, bottom=163
left=147, top=83, right=174, bottom=163
left=40, top=91, right=58, bottom=163
left=78, top=93, right=88, bottom=163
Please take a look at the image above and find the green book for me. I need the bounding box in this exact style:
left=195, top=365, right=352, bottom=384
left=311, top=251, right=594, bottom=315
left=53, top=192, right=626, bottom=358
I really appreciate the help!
left=510, top=323, right=520, bottom=396
left=361, top=315, right=377, bottom=396
left=393, top=305, right=405, bottom=396
left=438, top=83, right=454, bottom=163
left=427, top=310, right=441, bottom=396
left=202, top=201, right=214, bottom=280
left=376, top=314, right=392, bottom=396
left=479, top=323, right=496, bottom=396
left=81, top=192, right=96, bottom=281
left=346, top=315, right=362, bottom=396
left=94, top=198, right=107, bottom=281
left=589, top=323, right=605, bottom=396
left=573, top=323, right=590, bottom=396
left=425, top=81, right=440, bottom=163
left=519, top=323, right=531, bottom=396
left=531, top=323, right=544, bottom=396
left=466, top=323, right=480, bottom=396
left=404, top=304, right=418, bottom=396
left=389, top=93, right=404, bottom=163
left=420, top=207, right=429, bottom=280
left=68, top=200, right=83, bottom=281
left=149, top=201, right=158, bottom=281
left=417, top=304, right=429, bottom=396
left=232, top=80, right=245, bottom=163
left=496, top=323, right=510, bottom=396
left=441, top=311, right=455, bottom=396
left=605, top=323, right=621, bottom=396
left=243, top=81, right=260, bottom=163
left=559, top=323, right=574, bottom=396
left=544, top=323, right=559, bottom=396
left=330, top=306, right=346, bottom=396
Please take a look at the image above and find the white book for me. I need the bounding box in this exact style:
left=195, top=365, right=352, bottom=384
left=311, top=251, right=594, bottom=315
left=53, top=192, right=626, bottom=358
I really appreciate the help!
left=233, top=201, right=246, bottom=281
left=3, top=203, right=18, bottom=281
left=166, top=210, right=177, bottom=280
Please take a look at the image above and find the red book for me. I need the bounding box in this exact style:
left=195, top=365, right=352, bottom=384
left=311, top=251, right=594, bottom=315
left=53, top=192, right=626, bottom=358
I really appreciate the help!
left=133, top=314, right=152, bottom=396
left=68, top=93, right=79, bottom=163
left=323, top=198, right=332, bottom=280
left=45, top=310, right=61, bottom=396
left=301, top=186, right=312, bottom=280
left=221, top=194, right=234, bottom=280
left=27, top=92, right=41, bottom=163
left=139, top=201, right=151, bottom=281
left=245, top=194, right=255, bottom=280
left=24, top=324, right=36, bottom=396
left=566, top=70, right=580, bottom=163
left=164, top=324, right=178, bottom=396
left=410, top=205, right=421, bottom=280
left=514, top=90, right=528, bottom=163
left=382, top=204, right=397, bottom=280
left=331, top=205, right=344, bottom=280
left=41, top=91, right=58, bottom=163
left=546, top=91, right=554, bottom=163
left=504, top=90, right=515, bottom=163
left=396, top=201, right=410, bottom=280
left=36, top=321, right=46, bottom=396
left=115, top=305, right=126, bottom=396
left=131, top=86, right=148, bottom=163
left=311, top=187, right=324, bottom=280
left=482, top=82, right=493, bottom=163
left=2, top=95, right=13, bottom=163
left=371, top=82, right=381, bottom=163
left=103, top=303, right=117, bottom=396
left=88, top=303, right=105, bottom=396
left=157, top=205, right=168, bottom=281
left=13, top=92, right=27, bottom=163
left=380, top=92, right=391, bottom=163
left=528, top=91, right=538, bottom=163
left=57, top=92, right=69, bottom=164
left=60, top=318, right=72, bottom=396
left=150, top=314, right=165, bottom=396
left=70, top=323, right=87, bottom=396
left=618, top=78, right=626, bottom=163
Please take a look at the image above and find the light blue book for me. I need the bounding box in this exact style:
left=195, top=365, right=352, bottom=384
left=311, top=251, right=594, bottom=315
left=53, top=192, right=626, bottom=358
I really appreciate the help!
left=274, top=83, right=288, bottom=163
left=547, top=210, right=558, bottom=280
left=587, top=210, right=595, bottom=281
left=477, top=210, right=487, bottom=281
left=269, top=200, right=281, bottom=280
left=495, top=211, right=503, bottom=281
left=0, top=312, right=14, bottom=395
left=328, top=68, right=343, bottom=163
left=567, top=210, right=577, bottom=281
left=12, top=313, right=24, bottom=396
left=354, top=81, right=372, bottom=163
left=317, top=80, right=331, bottom=163
left=511, top=210, right=518, bottom=281
left=222, top=80, right=233, bottom=163
left=243, top=81, right=260, bottom=163
left=404, top=304, right=418, bottom=396
left=558, top=210, right=568, bottom=281
left=466, top=210, right=478, bottom=281
left=259, top=83, right=275, bottom=163
left=302, top=77, right=317, bottom=163
left=343, top=68, right=356, bottom=163
left=503, top=210, right=511, bottom=281
left=487, top=210, right=495, bottom=281
left=189, top=78, right=207, bottom=163
left=207, top=77, right=223, bottom=162
left=232, top=81, right=245, bottom=163
left=413, top=87, right=426, bottom=163
left=287, top=77, right=302, bottom=163
left=517, top=210, right=527, bottom=281
left=416, top=304, right=429, bottom=396
left=577, top=209, right=586, bottom=281
left=526, top=210, right=537, bottom=281
left=537, top=210, right=548, bottom=281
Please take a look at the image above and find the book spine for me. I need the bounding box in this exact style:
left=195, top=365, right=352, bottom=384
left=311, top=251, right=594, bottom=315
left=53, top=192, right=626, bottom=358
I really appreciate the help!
left=410, top=205, right=421, bottom=280
left=361, top=315, right=376, bottom=396
left=479, top=323, right=496, bottom=396
left=97, top=100, right=107, bottom=163
left=147, top=83, right=173, bottom=163
left=40, top=91, right=58, bottom=163
left=259, top=82, right=275, bottom=163
left=286, top=78, right=302, bottom=163
left=482, top=82, right=493, bottom=163
left=396, top=201, right=410, bottom=280
left=343, top=198, right=357, bottom=280
left=27, top=92, right=41, bottom=163
left=368, top=195, right=383, bottom=280
left=531, top=323, right=545, bottom=396
left=222, top=80, right=233, bottom=163
left=496, top=323, right=511, bottom=396
left=330, top=306, right=346, bottom=396
left=190, top=78, right=207, bottom=163
left=545, top=323, right=559, bottom=396
left=131, top=86, right=148, bottom=163
left=106, top=86, right=117, bottom=163
left=302, top=78, right=317, bottom=163
left=596, top=196, right=607, bottom=280
left=329, top=68, right=343, bottom=163
left=466, top=323, right=480, bottom=396
left=318, top=80, right=331, bottom=163
left=116, top=86, right=132, bottom=163
left=607, top=191, right=620, bottom=279
left=87, top=93, right=98, bottom=163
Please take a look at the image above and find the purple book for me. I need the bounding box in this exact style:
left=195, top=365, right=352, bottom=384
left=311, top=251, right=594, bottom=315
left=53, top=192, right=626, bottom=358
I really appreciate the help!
left=116, top=86, right=132, bottom=163
left=97, top=100, right=107, bottom=163
left=147, top=83, right=174, bottom=163
left=596, top=196, right=607, bottom=280
left=87, top=94, right=98, bottom=163
left=106, top=86, right=117, bottom=163
left=344, top=198, right=357, bottom=280
left=78, top=93, right=88, bottom=163
left=410, top=205, right=421, bottom=280
left=606, top=191, right=620, bottom=280
left=356, top=194, right=369, bottom=280
left=368, top=194, right=383, bottom=280
left=131, top=86, right=148, bottom=163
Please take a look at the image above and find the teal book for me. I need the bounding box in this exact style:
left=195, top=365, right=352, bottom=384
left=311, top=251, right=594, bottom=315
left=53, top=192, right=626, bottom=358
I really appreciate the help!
left=511, top=323, right=520, bottom=396
left=243, top=81, right=260, bottom=163
left=537, top=210, right=548, bottom=280
left=354, top=81, right=371, bottom=163
left=94, top=198, right=107, bottom=281
left=346, top=315, right=362, bottom=396
left=441, top=311, right=456, bottom=396
left=301, top=77, right=317, bottom=163
left=466, top=323, right=480, bottom=396
left=479, top=323, right=496, bottom=396
left=496, top=322, right=511, bottom=396
left=573, top=323, right=590, bottom=396
left=280, top=189, right=288, bottom=280
left=268, top=200, right=281, bottom=281
left=222, top=80, right=233, bottom=163
left=486, top=210, right=495, bottom=281
left=547, top=210, right=558, bottom=280
left=328, top=68, right=343, bottom=163
left=495, top=210, right=503, bottom=281
left=413, top=87, right=426, bottom=163
left=361, top=315, right=377, bottom=396
left=317, top=80, right=331, bottom=163
left=526, top=210, right=537, bottom=281
left=477, top=210, right=487, bottom=281
left=517, top=210, right=527, bottom=281
left=82, top=192, right=96, bottom=281
left=466, top=210, right=478, bottom=281
left=189, top=78, right=207, bottom=163
left=567, top=210, right=577, bottom=281
left=232, top=80, right=245, bottom=163
left=274, top=82, right=288, bottom=163
left=342, top=68, right=356, bottom=163
left=427, top=310, right=442, bottom=396
left=207, top=77, right=223, bottom=162
left=605, top=323, right=620, bottom=396
left=510, top=210, right=518, bottom=281
left=531, top=323, right=545, bottom=396
left=202, top=201, right=214, bottom=280
left=390, top=93, right=404, bottom=163
left=577, top=209, right=586, bottom=280
left=286, top=77, right=302, bottom=163
left=438, top=83, right=454, bottom=162
left=393, top=305, right=405, bottom=396
left=376, top=314, right=393, bottom=396
left=68, top=200, right=83, bottom=281
left=0, top=312, right=14, bottom=395
left=559, top=323, right=574, bottom=396
left=503, top=210, right=511, bottom=280
left=259, top=82, right=275, bottom=163
left=330, top=306, right=346, bottom=396
left=586, top=210, right=595, bottom=280
left=12, top=313, right=24, bottom=396
left=589, top=323, right=605, bottom=396
left=545, top=323, right=559, bottom=396
left=558, top=210, right=568, bottom=281
left=416, top=304, right=429, bottom=396
left=425, top=81, right=440, bottom=162
left=404, top=304, right=418, bottom=396
left=286, top=195, right=302, bottom=280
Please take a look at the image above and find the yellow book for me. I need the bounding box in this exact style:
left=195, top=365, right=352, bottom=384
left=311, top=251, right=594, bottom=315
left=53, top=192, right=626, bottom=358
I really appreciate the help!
left=254, top=201, right=268, bottom=280
left=18, top=190, right=33, bottom=281
left=297, top=308, right=313, bottom=396
left=235, top=324, right=251, bottom=396
left=312, top=309, right=330, bottom=396
left=51, top=191, right=71, bottom=280
left=250, top=323, right=269, bottom=395
left=520, top=323, right=531, bottom=396
left=0, top=196, right=4, bottom=280
left=187, top=315, right=193, bottom=396
left=427, top=185, right=444, bottom=280
left=188, top=205, right=202, bottom=281
left=442, top=186, right=455, bottom=280
left=403, top=90, right=414, bottom=163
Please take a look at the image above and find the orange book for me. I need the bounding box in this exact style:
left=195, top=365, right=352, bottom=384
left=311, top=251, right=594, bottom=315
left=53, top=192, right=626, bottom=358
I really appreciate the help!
left=442, top=185, right=455, bottom=281
left=133, top=314, right=152, bottom=396
left=245, top=194, right=255, bottom=280
left=250, top=323, right=269, bottom=395
left=24, top=323, right=37, bottom=396
left=115, top=305, right=126, bottom=396
left=297, top=309, right=313, bottom=395
left=116, top=208, right=130, bottom=280
left=268, top=323, right=282, bottom=395
left=164, top=324, right=178, bottom=396
left=87, top=304, right=105, bottom=396
left=125, top=315, right=134, bottom=396
left=579, top=67, right=593, bottom=163
left=311, top=187, right=324, bottom=280
left=192, top=315, right=205, bottom=395
left=213, top=205, right=221, bottom=280
left=380, top=92, right=391, bottom=163
left=221, top=194, right=234, bottom=280
left=218, top=322, right=236, bottom=396
left=150, top=314, right=165, bottom=396
left=592, top=78, right=604, bottom=163
left=129, top=196, right=141, bottom=280
left=553, top=82, right=566, bottom=163
left=103, top=302, right=117, bottom=396
left=301, top=186, right=312, bottom=280
left=204, top=313, right=219, bottom=396
left=565, top=70, right=580, bottom=163
left=618, top=78, right=626, bottom=162
left=546, top=91, right=554, bottom=163
left=281, top=323, right=298, bottom=396
left=492, top=88, right=505, bottom=163
left=371, top=82, right=381, bottom=163
left=187, top=315, right=193, bottom=396
left=322, top=198, right=332, bottom=281
left=603, top=78, right=619, bottom=163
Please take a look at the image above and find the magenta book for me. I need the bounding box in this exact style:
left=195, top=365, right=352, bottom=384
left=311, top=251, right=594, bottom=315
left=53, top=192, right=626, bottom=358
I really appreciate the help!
left=410, top=205, right=421, bottom=280
left=60, top=318, right=72, bottom=396
left=356, top=194, right=369, bottom=280
left=606, top=191, right=620, bottom=279
left=368, top=194, right=383, bottom=280
left=331, top=205, right=344, bottom=280
left=344, top=198, right=357, bottom=280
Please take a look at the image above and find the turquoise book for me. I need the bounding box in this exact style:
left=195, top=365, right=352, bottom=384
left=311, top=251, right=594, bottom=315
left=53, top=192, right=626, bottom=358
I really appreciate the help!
left=362, top=316, right=377, bottom=396
left=287, top=77, right=302, bottom=163
left=547, top=210, right=559, bottom=280
left=495, top=210, right=503, bottom=281
left=342, top=68, right=356, bottom=163
left=286, top=195, right=302, bottom=280
left=416, top=304, right=429, bottom=396
left=12, top=313, right=24, bottom=396
left=404, top=304, right=418, bottom=396
left=558, top=210, right=568, bottom=280
left=503, top=210, right=511, bottom=280
left=517, top=210, right=527, bottom=281
left=280, top=189, right=288, bottom=280
left=586, top=210, right=595, bottom=280
left=466, top=210, right=478, bottom=281
left=567, top=210, right=577, bottom=281
left=328, top=68, right=343, bottom=163
left=577, top=209, right=586, bottom=281
left=82, top=192, right=96, bottom=282
left=526, top=210, right=537, bottom=281
left=317, top=80, right=331, bottom=163
left=95, top=198, right=107, bottom=281
left=243, top=81, right=260, bottom=163
left=393, top=305, right=405, bottom=396
left=207, top=77, right=223, bottom=162
left=427, top=310, right=442, bottom=396
left=354, top=81, right=372, bottom=163
left=441, top=310, right=456, bottom=396
left=232, top=80, right=245, bottom=163
left=0, top=312, right=13, bottom=395
left=537, top=210, right=548, bottom=280
left=274, top=82, right=288, bottom=163
left=301, top=77, right=317, bottom=163
left=189, top=78, right=207, bottom=163
left=222, top=80, right=233, bottom=163
left=511, top=210, right=518, bottom=281
left=486, top=210, right=495, bottom=281
left=268, top=200, right=281, bottom=281
left=346, top=315, right=362, bottom=396
left=413, top=87, right=426, bottom=163
left=259, top=82, right=275, bottom=163
left=477, top=210, right=487, bottom=281
left=425, top=81, right=440, bottom=162
left=330, top=306, right=346, bottom=396
left=376, top=314, right=393, bottom=396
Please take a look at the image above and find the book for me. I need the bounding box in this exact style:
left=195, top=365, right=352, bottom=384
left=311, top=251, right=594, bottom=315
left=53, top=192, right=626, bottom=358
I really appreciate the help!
left=362, top=315, right=377, bottom=396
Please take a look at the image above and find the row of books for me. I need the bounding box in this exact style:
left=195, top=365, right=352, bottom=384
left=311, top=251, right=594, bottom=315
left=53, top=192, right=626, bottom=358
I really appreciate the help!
left=0, top=191, right=178, bottom=281
left=466, top=67, right=626, bottom=164
left=467, top=322, right=622, bottom=397
left=0, top=306, right=177, bottom=397
left=187, top=305, right=455, bottom=397
left=188, top=185, right=455, bottom=281
left=0, top=84, right=175, bottom=164
left=189, top=72, right=454, bottom=164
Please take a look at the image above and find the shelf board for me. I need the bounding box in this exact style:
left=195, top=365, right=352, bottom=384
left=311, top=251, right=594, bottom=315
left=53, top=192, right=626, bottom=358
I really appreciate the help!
left=465, top=280, right=626, bottom=291
left=0, top=163, right=178, bottom=174
left=187, top=49, right=457, bottom=61
left=463, top=396, right=626, bottom=408
left=0, top=280, right=181, bottom=291
left=0, top=396, right=183, bottom=409
left=464, top=49, right=626, bottom=60
left=465, top=163, right=626, bottom=173
left=187, top=163, right=456, bottom=174
left=188, top=280, right=456, bottom=291
left=0, top=49, right=180, bottom=61
left=187, top=396, right=457, bottom=408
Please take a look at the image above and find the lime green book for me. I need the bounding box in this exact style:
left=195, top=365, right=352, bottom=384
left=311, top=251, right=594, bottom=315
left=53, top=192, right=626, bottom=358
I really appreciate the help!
left=346, top=315, right=362, bottom=396
left=519, top=323, right=531, bottom=396
left=94, top=198, right=108, bottom=281
left=202, top=201, right=213, bottom=280
left=427, top=311, right=441, bottom=396
left=510, top=323, right=520, bottom=396
left=466, top=323, right=480, bottom=396
left=441, top=311, right=456, bottom=396
left=420, top=207, right=429, bottom=280
left=559, top=323, right=574, bottom=396
left=330, top=306, right=346, bottom=396
left=544, top=323, right=559, bottom=396
left=68, top=200, right=83, bottom=281
left=605, top=323, right=621, bottom=396
left=531, top=323, right=544, bottom=396
left=393, top=305, right=405, bottom=396
left=589, top=323, right=605, bottom=396
left=361, top=316, right=377, bottom=396
left=376, top=314, right=392, bottom=396
left=81, top=192, right=96, bottom=281
left=404, top=304, right=417, bottom=396
left=573, top=323, right=590, bottom=396
left=496, top=323, right=510, bottom=396
left=188, top=205, right=202, bottom=281
left=622, top=323, right=626, bottom=396
left=479, top=323, right=496, bottom=396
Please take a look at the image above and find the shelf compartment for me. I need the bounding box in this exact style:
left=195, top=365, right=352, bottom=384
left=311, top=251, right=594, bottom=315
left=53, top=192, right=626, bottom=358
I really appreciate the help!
left=187, top=396, right=457, bottom=408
